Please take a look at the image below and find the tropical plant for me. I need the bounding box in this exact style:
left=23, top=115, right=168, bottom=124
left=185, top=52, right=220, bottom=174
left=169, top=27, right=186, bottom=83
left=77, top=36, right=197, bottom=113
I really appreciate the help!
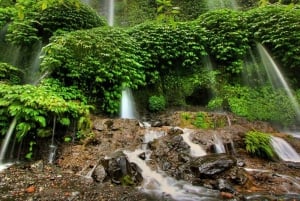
left=0, top=78, right=92, bottom=142
left=41, top=27, right=146, bottom=114
left=0, top=62, right=24, bottom=84
left=148, top=95, right=166, bottom=112
left=245, top=131, right=275, bottom=159
left=6, top=0, right=106, bottom=46
left=196, top=9, right=250, bottom=75
left=245, top=5, right=300, bottom=83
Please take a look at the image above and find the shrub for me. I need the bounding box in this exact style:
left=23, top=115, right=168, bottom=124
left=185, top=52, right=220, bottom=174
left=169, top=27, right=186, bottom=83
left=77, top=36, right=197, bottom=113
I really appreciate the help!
left=41, top=27, right=146, bottom=114
left=192, top=112, right=212, bottom=129
left=245, top=131, right=275, bottom=159
left=6, top=0, right=106, bottom=46
left=148, top=95, right=166, bottom=112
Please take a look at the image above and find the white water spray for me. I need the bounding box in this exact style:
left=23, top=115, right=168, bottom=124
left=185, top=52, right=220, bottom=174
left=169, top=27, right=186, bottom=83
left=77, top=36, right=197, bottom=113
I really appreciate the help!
left=270, top=136, right=300, bottom=162
left=124, top=149, right=219, bottom=200
left=181, top=129, right=206, bottom=157
left=213, top=135, right=226, bottom=154
left=120, top=88, right=137, bottom=119
left=0, top=118, right=17, bottom=164
left=257, top=43, right=300, bottom=120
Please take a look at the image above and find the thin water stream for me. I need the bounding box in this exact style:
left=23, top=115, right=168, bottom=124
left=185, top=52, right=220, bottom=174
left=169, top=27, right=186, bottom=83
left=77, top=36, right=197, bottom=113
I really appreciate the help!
left=257, top=43, right=300, bottom=121
left=181, top=129, right=206, bottom=157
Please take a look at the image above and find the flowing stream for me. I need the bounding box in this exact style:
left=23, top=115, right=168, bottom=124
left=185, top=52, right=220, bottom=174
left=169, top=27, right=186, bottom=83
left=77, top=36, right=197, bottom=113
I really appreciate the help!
left=270, top=136, right=300, bottom=162
left=181, top=129, right=206, bottom=157
left=124, top=128, right=219, bottom=200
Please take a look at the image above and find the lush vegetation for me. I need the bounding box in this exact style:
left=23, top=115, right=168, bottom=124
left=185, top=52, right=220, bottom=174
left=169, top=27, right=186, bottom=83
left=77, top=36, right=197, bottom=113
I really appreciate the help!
left=0, top=0, right=300, bottom=159
left=0, top=78, right=92, bottom=144
left=41, top=27, right=146, bottom=114
left=4, top=0, right=106, bottom=46
left=245, top=131, right=276, bottom=159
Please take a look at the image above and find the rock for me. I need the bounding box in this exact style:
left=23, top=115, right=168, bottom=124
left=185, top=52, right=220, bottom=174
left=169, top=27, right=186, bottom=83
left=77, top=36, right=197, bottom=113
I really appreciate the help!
left=167, top=127, right=183, bottom=135
left=102, top=151, right=142, bottom=185
left=25, top=185, right=35, bottom=193
left=30, top=160, right=44, bottom=172
left=151, top=121, right=163, bottom=127
left=190, top=154, right=236, bottom=178
left=217, top=179, right=235, bottom=193
left=220, top=191, right=234, bottom=199
left=138, top=152, right=146, bottom=160
left=93, top=165, right=106, bottom=182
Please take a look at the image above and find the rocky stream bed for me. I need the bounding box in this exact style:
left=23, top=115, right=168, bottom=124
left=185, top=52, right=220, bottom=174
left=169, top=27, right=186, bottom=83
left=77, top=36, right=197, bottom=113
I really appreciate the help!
left=1, top=111, right=300, bottom=201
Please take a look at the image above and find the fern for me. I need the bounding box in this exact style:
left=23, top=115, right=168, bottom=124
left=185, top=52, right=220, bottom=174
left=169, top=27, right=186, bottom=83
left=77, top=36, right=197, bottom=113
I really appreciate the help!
left=245, top=131, right=275, bottom=160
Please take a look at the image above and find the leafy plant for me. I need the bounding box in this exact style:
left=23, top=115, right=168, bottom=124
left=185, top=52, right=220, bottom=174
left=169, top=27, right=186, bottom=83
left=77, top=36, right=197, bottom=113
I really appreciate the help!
left=245, top=131, right=275, bottom=159
left=196, top=9, right=250, bottom=75
left=148, top=95, right=166, bottom=112
left=192, top=112, right=212, bottom=129
left=41, top=27, right=146, bottom=114
left=6, top=0, right=106, bottom=46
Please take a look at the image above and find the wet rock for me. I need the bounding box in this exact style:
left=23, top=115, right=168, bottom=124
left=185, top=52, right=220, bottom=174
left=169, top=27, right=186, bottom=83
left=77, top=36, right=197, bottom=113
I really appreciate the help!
left=220, top=191, right=234, bottom=199
left=151, top=121, right=163, bottom=127
left=102, top=151, right=142, bottom=185
left=138, top=152, right=146, bottom=160
left=216, top=179, right=235, bottom=193
left=92, top=165, right=106, bottom=182
left=162, top=161, right=171, bottom=171
left=229, top=167, right=248, bottom=185
left=167, top=127, right=183, bottom=135
left=190, top=154, right=236, bottom=178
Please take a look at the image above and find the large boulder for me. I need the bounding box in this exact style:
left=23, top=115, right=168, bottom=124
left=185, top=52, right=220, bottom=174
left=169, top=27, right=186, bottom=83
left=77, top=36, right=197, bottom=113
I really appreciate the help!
left=190, top=154, right=236, bottom=178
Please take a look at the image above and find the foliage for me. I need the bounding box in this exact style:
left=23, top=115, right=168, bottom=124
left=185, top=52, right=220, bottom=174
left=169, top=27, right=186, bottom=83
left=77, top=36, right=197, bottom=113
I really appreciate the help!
left=172, top=0, right=207, bottom=20
left=196, top=9, right=250, bottom=75
left=192, top=112, right=213, bottom=129
left=148, top=95, right=166, bottom=112
left=155, top=0, right=180, bottom=24
left=245, top=131, right=275, bottom=159
left=6, top=0, right=106, bottom=46
left=41, top=27, right=146, bottom=114
left=0, top=78, right=92, bottom=142
left=0, top=7, right=14, bottom=28
left=208, top=85, right=297, bottom=126
left=0, top=62, right=24, bottom=84
left=128, top=22, right=207, bottom=82
left=245, top=5, right=300, bottom=81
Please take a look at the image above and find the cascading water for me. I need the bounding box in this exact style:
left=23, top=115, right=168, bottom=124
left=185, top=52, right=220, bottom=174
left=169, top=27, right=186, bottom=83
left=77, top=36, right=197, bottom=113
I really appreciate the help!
left=257, top=43, right=300, bottom=121
left=181, top=129, right=206, bottom=157
left=213, top=135, right=226, bottom=154
left=270, top=136, right=300, bottom=162
left=48, top=116, right=57, bottom=164
left=120, top=88, right=137, bottom=119
left=0, top=117, right=17, bottom=166
left=124, top=129, right=219, bottom=201
left=205, top=0, right=239, bottom=10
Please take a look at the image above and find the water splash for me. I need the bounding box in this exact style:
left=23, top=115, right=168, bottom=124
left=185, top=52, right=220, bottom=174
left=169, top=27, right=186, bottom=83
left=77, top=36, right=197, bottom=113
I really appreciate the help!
left=257, top=43, right=300, bottom=121
left=270, top=136, right=300, bottom=162
left=120, top=88, right=137, bottom=119
left=181, top=129, right=206, bottom=157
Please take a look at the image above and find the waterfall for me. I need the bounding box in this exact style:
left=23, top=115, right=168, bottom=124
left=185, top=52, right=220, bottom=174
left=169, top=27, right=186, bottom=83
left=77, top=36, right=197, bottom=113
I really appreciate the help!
left=108, top=0, right=114, bottom=26
left=181, top=129, right=206, bottom=157
left=0, top=117, right=17, bottom=164
left=120, top=88, right=137, bottom=119
left=270, top=136, right=300, bottom=162
left=213, top=135, right=226, bottom=154
left=48, top=116, right=57, bottom=164
left=257, top=43, right=300, bottom=121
